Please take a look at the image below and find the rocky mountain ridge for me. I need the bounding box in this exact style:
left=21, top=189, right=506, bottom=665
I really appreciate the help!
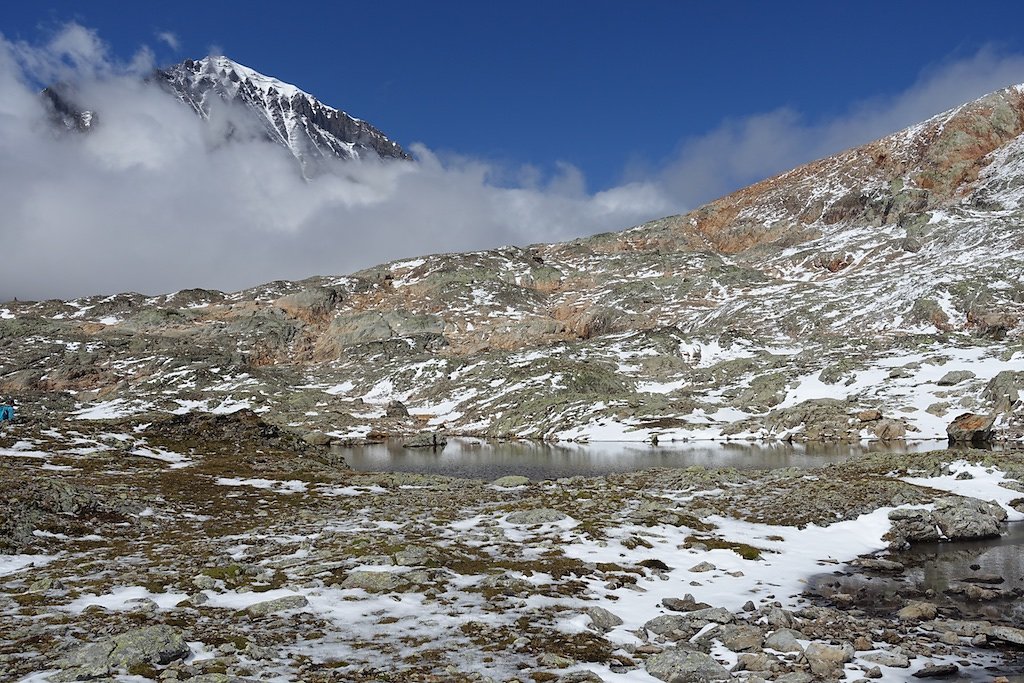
left=4, top=83, right=1024, bottom=444
left=41, top=55, right=410, bottom=172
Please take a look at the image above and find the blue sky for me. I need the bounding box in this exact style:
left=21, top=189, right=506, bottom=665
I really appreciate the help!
left=7, top=1, right=1024, bottom=193
left=5, top=2, right=1024, bottom=298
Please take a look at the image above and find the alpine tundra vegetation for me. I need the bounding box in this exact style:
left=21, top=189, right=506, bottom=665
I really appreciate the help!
left=2, top=57, right=1024, bottom=683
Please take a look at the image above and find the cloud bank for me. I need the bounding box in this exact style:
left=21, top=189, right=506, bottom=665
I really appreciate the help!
left=652, top=47, right=1024, bottom=207
left=0, top=25, right=675, bottom=301
left=2, top=25, right=1023, bottom=301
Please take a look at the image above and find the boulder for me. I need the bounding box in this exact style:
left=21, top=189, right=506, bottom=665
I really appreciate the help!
left=931, top=496, right=1004, bottom=540
left=983, top=371, right=1023, bottom=413
left=734, top=652, right=781, bottom=673
left=302, top=431, right=332, bottom=446
left=946, top=412, right=996, bottom=445
left=764, top=629, right=804, bottom=653
left=871, top=418, right=906, bottom=440
left=402, top=431, right=447, bottom=449
left=803, top=641, right=853, bottom=677
left=663, top=595, right=713, bottom=612
left=936, top=370, right=975, bottom=386
left=506, top=508, right=567, bottom=525
left=716, top=624, right=764, bottom=652
left=558, top=673, right=606, bottom=683
left=898, top=601, right=938, bottom=621
left=644, top=615, right=695, bottom=639
left=912, top=663, right=958, bottom=678
left=862, top=650, right=911, bottom=668
left=984, top=625, right=1024, bottom=646
left=888, top=497, right=1003, bottom=547
left=492, top=475, right=530, bottom=487
left=244, top=594, right=309, bottom=616
left=341, top=570, right=409, bottom=593
left=56, top=625, right=190, bottom=678
left=645, top=647, right=732, bottom=682
left=587, top=606, right=624, bottom=632
left=385, top=400, right=410, bottom=417
left=887, top=508, right=941, bottom=547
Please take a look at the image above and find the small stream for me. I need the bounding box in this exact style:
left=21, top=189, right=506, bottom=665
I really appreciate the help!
left=334, top=437, right=946, bottom=480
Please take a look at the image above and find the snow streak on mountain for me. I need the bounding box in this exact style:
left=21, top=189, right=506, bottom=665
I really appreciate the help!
left=158, top=56, right=411, bottom=170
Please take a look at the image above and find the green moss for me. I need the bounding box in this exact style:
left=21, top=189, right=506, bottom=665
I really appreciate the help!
left=684, top=535, right=764, bottom=560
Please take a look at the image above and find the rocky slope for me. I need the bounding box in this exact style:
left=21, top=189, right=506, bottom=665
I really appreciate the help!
left=42, top=55, right=410, bottom=172
left=2, top=422, right=1023, bottom=681
left=4, top=84, right=1024, bottom=445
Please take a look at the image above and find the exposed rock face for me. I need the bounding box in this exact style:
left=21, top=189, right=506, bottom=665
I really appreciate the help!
left=7, top=83, right=1024, bottom=445
left=43, top=55, right=410, bottom=177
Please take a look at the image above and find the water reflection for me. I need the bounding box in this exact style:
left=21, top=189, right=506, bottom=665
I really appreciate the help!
left=809, top=522, right=1024, bottom=626
left=334, top=437, right=945, bottom=480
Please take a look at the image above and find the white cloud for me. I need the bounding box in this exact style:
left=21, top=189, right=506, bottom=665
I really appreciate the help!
left=156, top=31, right=180, bottom=51
left=652, top=46, right=1024, bottom=207
left=0, top=24, right=673, bottom=300
left=3, top=25, right=1024, bottom=303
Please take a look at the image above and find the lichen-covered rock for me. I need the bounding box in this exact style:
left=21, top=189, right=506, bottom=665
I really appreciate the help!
left=244, top=594, right=309, bottom=616
left=887, top=496, right=1003, bottom=547
left=385, top=399, right=410, bottom=417
left=492, top=475, right=530, bottom=487
left=506, top=508, right=568, bottom=525
left=341, top=570, right=409, bottom=593
left=871, top=418, right=906, bottom=440
left=644, top=647, right=732, bottom=682
left=402, top=431, right=447, bottom=449
left=55, top=625, right=190, bottom=679
left=931, top=495, right=1004, bottom=540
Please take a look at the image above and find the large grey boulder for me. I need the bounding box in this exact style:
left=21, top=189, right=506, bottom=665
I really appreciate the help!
left=244, top=594, right=309, bottom=616
left=984, top=625, right=1024, bottom=646
left=645, top=647, right=732, bottom=681
left=586, top=606, right=624, bottom=632
left=764, top=628, right=805, bottom=652
left=862, top=649, right=911, bottom=667
left=506, top=508, right=567, bottom=525
left=385, top=399, right=409, bottom=417
left=931, top=495, right=1004, bottom=540
left=715, top=624, right=764, bottom=652
left=341, top=570, right=409, bottom=593
left=936, top=370, right=975, bottom=386
left=55, top=625, right=190, bottom=679
left=803, top=641, right=853, bottom=677
left=897, top=601, right=938, bottom=621
left=984, top=370, right=1023, bottom=413
left=887, top=508, right=941, bottom=546
left=887, top=496, right=1004, bottom=547
left=644, top=614, right=697, bottom=640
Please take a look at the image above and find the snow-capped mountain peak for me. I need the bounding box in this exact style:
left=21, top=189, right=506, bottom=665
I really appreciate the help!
left=158, top=56, right=411, bottom=170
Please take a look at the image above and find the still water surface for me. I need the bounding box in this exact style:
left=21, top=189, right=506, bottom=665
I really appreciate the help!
left=336, top=438, right=948, bottom=480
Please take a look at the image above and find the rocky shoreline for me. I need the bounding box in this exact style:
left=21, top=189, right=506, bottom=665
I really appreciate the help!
left=1, top=411, right=1023, bottom=682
